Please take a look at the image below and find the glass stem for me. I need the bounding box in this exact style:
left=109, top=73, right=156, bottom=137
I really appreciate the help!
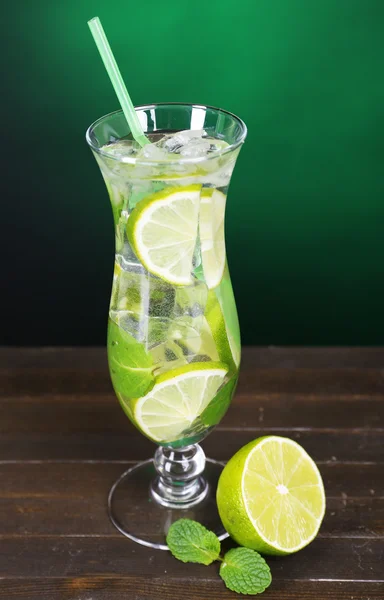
left=151, top=444, right=208, bottom=509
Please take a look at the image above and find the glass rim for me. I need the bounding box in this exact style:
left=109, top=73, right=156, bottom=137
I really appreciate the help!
left=85, top=102, right=247, bottom=166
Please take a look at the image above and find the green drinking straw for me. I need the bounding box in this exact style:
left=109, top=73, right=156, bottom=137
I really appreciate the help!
left=88, top=17, right=149, bottom=147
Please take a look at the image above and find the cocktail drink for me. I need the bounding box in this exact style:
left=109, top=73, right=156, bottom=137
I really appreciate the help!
left=86, top=12, right=246, bottom=551
left=87, top=105, right=246, bottom=548
left=94, top=108, right=243, bottom=442
left=87, top=104, right=246, bottom=546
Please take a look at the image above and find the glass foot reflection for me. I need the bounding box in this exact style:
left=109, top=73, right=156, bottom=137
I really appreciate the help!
left=108, top=458, right=229, bottom=550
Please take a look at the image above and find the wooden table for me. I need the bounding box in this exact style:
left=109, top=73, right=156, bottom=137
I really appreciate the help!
left=1, top=347, right=383, bottom=599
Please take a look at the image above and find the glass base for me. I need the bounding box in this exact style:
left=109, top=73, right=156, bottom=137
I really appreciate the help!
left=108, top=457, right=228, bottom=550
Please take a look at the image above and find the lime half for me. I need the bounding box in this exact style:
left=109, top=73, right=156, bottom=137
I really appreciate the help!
left=134, top=362, right=227, bottom=442
left=217, top=436, right=325, bottom=555
left=200, top=188, right=226, bottom=289
left=127, top=185, right=201, bottom=285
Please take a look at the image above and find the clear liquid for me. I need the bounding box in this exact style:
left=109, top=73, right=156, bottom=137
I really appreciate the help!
left=103, top=130, right=240, bottom=447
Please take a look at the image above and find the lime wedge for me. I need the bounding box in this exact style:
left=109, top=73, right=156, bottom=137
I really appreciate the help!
left=205, top=289, right=240, bottom=370
left=134, top=362, right=227, bottom=443
left=215, top=272, right=241, bottom=368
left=217, top=436, right=326, bottom=555
left=127, top=185, right=201, bottom=285
left=200, top=188, right=226, bottom=289
left=200, top=375, right=238, bottom=427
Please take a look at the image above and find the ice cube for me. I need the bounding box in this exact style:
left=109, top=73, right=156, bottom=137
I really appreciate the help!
left=102, top=139, right=138, bottom=159
left=110, top=311, right=170, bottom=347
left=174, top=278, right=208, bottom=318
left=147, top=315, right=202, bottom=350
left=137, top=143, right=169, bottom=161
left=161, top=130, right=207, bottom=153
left=110, top=264, right=176, bottom=343
left=179, top=139, right=213, bottom=158
left=110, top=309, right=142, bottom=340
left=206, top=166, right=233, bottom=187
left=168, top=316, right=202, bottom=352
left=147, top=317, right=169, bottom=346
left=200, top=154, right=237, bottom=187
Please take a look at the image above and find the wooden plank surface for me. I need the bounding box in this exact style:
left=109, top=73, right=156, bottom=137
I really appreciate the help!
left=0, top=429, right=382, bottom=462
left=2, top=365, right=384, bottom=396
left=0, top=347, right=383, bottom=600
left=0, top=536, right=383, bottom=579
left=2, top=346, right=384, bottom=368
left=0, top=465, right=381, bottom=537
left=1, top=579, right=384, bottom=600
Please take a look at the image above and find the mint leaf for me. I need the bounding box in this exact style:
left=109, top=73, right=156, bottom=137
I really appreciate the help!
left=220, top=547, right=272, bottom=595
left=166, top=519, right=220, bottom=565
left=108, top=319, right=154, bottom=398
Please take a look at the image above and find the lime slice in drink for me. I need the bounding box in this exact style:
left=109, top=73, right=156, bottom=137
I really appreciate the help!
left=199, top=318, right=221, bottom=360
left=200, top=375, right=238, bottom=427
left=205, top=290, right=240, bottom=370
left=217, top=436, right=326, bottom=555
left=127, top=185, right=201, bottom=285
left=134, top=362, right=227, bottom=442
left=215, top=272, right=241, bottom=368
left=200, top=188, right=226, bottom=289
left=226, top=326, right=240, bottom=369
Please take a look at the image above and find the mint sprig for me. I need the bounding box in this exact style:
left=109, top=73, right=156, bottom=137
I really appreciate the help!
left=220, top=547, right=272, bottom=595
left=166, top=519, right=272, bottom=595
left=166, top=519, right=220, bottom=565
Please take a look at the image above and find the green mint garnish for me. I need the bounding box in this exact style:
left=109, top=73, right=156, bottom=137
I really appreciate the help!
left=108, top=319, right=154, bottom=398
left=166, top=519, right=221, bottom=565
left=166, top=519, right=273, bottom=595
left=220, top=547, right=272, bottom=595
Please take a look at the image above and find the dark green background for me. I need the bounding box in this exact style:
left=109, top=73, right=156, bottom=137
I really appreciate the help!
left=2, top=0, right=384, bottom=345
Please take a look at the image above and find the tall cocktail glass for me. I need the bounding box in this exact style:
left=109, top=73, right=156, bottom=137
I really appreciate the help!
left=86, top=103, right=247, bottom=549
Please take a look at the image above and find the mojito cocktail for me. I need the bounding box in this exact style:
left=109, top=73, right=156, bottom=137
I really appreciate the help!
left=87, top=103, right=247, bottom=548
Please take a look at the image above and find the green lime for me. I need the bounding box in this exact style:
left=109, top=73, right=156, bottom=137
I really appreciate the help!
left=134, top=362, right=227, bottom=443
left=200, top=188, right=226, bottom=289
left=217, top=436, right=326, bottom=555
left=205, top=289, right=240, bottom=371
left=127, top=185, right=201, bottom=285
left=200, top=375, right=238, bottom=427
